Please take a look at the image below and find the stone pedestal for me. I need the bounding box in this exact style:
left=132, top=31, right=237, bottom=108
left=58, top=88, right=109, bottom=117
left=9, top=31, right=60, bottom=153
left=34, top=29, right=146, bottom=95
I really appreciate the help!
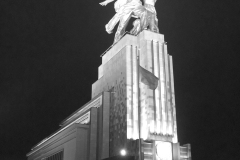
left=92, top=30, right=178, bottom=157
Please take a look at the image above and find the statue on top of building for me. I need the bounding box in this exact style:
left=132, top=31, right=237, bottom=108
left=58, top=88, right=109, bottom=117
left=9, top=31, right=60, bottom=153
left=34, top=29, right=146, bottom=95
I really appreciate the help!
left=100, top=0, right=159, bottom=44
left=130, top=0, right=159, bottom=36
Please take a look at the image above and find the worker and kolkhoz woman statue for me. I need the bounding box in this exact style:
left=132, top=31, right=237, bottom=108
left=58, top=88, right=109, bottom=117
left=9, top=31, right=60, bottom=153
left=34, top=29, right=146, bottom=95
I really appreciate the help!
left=100, top=0, right=159, bottom=44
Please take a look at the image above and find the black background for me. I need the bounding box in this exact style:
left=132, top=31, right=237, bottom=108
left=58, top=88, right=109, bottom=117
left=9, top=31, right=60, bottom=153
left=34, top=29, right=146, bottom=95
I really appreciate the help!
left=0, top=0, right=240, bottom=159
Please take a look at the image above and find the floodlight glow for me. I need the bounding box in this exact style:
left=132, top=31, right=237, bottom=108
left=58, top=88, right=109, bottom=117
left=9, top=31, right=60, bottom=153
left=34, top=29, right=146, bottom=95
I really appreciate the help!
left=155, top=141, right=172, bottom=160
left=120, top=149, right=126, bottom=156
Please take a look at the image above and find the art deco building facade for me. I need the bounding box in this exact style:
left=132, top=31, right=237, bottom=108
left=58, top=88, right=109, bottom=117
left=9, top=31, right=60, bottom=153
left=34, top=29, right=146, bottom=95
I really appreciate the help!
left=27, top=31, right=191, bottom=160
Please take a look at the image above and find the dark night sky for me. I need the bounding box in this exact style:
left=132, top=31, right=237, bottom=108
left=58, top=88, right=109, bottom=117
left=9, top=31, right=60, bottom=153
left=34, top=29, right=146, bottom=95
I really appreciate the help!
left=0, top=0, right=240, bottom=160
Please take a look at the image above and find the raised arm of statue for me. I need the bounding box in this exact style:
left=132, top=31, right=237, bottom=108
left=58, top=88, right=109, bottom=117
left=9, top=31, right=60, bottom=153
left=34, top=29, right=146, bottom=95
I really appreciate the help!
left=99, top=0, right=115, bottom=6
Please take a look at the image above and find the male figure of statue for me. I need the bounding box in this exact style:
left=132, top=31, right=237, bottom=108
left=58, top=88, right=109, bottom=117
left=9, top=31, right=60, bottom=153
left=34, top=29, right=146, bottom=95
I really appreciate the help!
left=130, top=0, right=159, bottom=35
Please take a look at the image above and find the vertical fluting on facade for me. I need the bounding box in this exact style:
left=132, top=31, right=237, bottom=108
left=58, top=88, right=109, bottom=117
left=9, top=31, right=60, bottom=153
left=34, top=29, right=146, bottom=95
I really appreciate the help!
left=92, top=31, right=178, bottom=156
left=125, top=38, right=177, bottom=142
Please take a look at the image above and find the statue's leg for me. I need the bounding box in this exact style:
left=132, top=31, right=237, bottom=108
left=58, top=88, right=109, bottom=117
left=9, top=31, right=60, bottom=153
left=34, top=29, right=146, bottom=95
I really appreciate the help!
left=154, top=15, right=159, bottom=33
left=133, top=6, right=148, bottom=32
left=113, top=13, right=132, bottom=44
left=105, top=12, right=121, bottom=34
left=149, top=13, right=159, bottom=33
left=149, top=12, right=155, bottom=32
left=130, top=19, right=141, bottom=35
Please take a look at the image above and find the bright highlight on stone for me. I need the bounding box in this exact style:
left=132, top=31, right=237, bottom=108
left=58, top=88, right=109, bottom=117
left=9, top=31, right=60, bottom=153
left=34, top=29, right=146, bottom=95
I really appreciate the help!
left=155, top=141, right=172, bottom=160
left=120, top=149, right=126, bottom=156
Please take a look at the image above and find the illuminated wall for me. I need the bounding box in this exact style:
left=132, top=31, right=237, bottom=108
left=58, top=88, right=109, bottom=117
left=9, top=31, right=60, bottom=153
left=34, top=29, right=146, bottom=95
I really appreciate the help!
left=92, top=31, right=178, bottom=157
left=136, top=37, right=177, bottom=142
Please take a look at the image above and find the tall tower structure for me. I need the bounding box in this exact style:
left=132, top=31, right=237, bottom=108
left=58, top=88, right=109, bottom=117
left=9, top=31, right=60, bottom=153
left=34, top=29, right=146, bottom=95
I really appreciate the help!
left=92, top=30, right=190, bottom=160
